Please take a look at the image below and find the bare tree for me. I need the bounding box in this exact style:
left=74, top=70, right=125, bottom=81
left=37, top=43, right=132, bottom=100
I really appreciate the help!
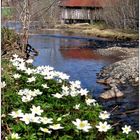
left=100, top=0, right=138, bottom=30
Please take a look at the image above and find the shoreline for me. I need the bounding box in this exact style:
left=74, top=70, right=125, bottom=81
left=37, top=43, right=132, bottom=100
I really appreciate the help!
left=54, top=24, right=138, bottom=41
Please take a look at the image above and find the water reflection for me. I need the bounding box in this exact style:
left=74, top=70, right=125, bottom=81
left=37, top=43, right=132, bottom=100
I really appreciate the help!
left=29, top=35, right=117, bottom=96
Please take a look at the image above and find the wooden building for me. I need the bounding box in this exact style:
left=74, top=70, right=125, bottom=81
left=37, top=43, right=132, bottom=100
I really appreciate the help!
left=59, top=0, right=111, bottom=24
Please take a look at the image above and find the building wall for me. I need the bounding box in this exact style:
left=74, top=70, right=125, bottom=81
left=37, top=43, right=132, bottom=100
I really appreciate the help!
left=61, top=7, right=103, bottom=22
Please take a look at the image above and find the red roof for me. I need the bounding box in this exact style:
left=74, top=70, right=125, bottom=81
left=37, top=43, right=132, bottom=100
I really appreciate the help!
left=60, top=0, right=113, bottom=7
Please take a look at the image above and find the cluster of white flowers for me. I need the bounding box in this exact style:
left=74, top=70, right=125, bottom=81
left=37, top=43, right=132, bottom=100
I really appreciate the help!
left=17, top=89, right=42, bottom=102
left=7, top=55, right=135, bottom=138
left=61, top=81, right=90, bottom=97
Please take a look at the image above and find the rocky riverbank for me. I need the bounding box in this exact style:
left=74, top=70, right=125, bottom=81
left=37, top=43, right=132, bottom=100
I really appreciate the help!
left=96, top=47, right=139, bottom=99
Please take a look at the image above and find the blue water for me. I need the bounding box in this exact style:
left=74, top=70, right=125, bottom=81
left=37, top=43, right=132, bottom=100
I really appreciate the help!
left=29, top=34, right=117, bottom=97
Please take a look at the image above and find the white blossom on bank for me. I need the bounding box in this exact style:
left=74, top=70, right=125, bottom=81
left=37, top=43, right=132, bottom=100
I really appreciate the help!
left=57, top=117, right=62, bottom=121
left=1, top=81, right=6, bottom=88
left=13, top=74, right=21, bottom=79
left=73, top=104, right=80, bottom=110
left=9, top=110, right=24, bottom=118
left=96, top=121, right=111, bottom=132
left=122, top=125, right=132, bottom=134
left=79, top=88, right=88, bottom=96
left=12, top=54, right=19, bottom=58
left=70, top=80, right=81, bottom=89
left=27, top=77, right=36, bottom=83
left=40, top=127, right=52, bottom=134
left=42, top=84, right=49, bottom=89
left=18, top=89, right=42, bottom=102
left=72, top=119, right=92, bottom=132
left=49, top=124, right=64, bottom=130
left=55, top=72, right=70, bottom=80
left=41, top=117, right=53, bottom=124
left=25, top=68, right=33, bottom=75
left=22, top=95, right=33, bottom=102
left=26, top=59, right=33, bottom=64
left=30, top=105, right=44, bottom=116
left=52, top=93, right=63, bottom=98
left=85, top=98, right=96, bottom=106
left=20, top=113, right=34, bottom=124
left=99, top=111, right=110, bottom=120
left=9, top=133, right=21, bottom=139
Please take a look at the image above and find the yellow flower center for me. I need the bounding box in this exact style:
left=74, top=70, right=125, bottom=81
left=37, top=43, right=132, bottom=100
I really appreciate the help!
left=44, top=128, right=49, bottom=132
left=53, top=124, right=59, bottom=128
left=79, top=122, right=86, bottom=128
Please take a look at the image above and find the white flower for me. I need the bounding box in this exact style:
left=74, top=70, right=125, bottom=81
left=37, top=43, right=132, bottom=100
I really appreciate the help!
left=136, top=130, right=139, bottom=134
left=62, top=113, right=70, bottom=117
left=122, top=125, right=132, bottom=134
left=30, top=105, right=43, bottom=116
left=26, top=59, right=33, bottom=64
left=9, top=110, right=24, bottom=118
left=27, top=77, right=36, bottom=83
left=73, top=104, right=80, bottom=110
left=61, top=85, right=70, bottom=96
left=99, top=111, right=110, bottom=120
left=31, top=116, right=41, bottom=123
left=57, top=117, right=62, bottom=121
left=69, top=90, right=79, bottom=97
left=79, top=88, right=88, bottom=96
left=29, top=91, right=37, bottom=97
left=13, top=74, right=21, bottom=79
left=13, top=54, right=19, bottom=58
left=25, top=68, right=33, bottom=75
left=70, top=80, right=81, bottom=89
left=56, top=72, right=70, bottom=80
left=41, top=117, right=53, bottom=124
left=1, top=81, right=6, bottom=88
left=49, top=124, right=64, bottom=130
left=85, top=98, right=96, bottom=106
left=96, top=121, right=111, bottom=132
left=16, top=64, right=26, bottom=71
left=72, top=119, right=92, bottom=132
left=11, top=133, right=21, bottom=139
left=22, top=95, right=33, bottom=102
left=18, top=89, right=30, bottom=96
left=20, top=113, right=34, bottom=124
left=40, top=127, right=52, bottom=134
left=52, top=93, right=63, bottom=98
left=33, top=89, right=42, bottom=95
left=42, top=84, right=49, bottom=89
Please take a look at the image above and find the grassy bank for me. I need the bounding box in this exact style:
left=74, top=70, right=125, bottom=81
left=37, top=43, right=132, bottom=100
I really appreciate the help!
left=55, top=23, right=138, bottom=40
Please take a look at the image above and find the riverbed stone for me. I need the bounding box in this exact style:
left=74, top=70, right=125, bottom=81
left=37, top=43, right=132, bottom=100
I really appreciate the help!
left=98, top=57, right=138, bottom=86
left=100, top=87, right=124, bottom=99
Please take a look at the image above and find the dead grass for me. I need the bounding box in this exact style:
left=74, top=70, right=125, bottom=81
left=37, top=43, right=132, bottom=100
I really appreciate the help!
left=55, top=24, right=138, bottom=40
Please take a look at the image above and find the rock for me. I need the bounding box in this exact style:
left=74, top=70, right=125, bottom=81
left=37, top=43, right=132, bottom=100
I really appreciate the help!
left=100, top=87, right=124, bottom=99
left=135, top=77, right=139, bottom=82
left=96, top=79, right=106, bottom=84
left=98, top=57, right=139, bottom=86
